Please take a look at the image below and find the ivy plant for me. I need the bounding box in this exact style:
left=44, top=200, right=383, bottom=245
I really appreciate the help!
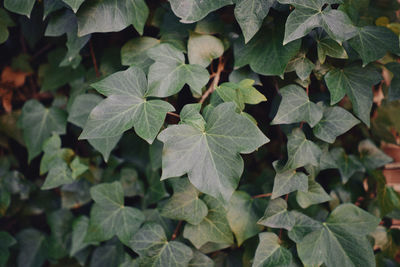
left=1, top=0, right=400, bottom=266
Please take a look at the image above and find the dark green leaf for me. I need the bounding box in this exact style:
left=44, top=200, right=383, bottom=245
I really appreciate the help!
left=4, top=0, right=35, bottom=17
left=16, top=229, right=48, bottom=267
left=358, top=139, right=392, bottom=170
left=330, top=148, right=365, bottom=183
left=317, top=36, right=348, bottom=64
left=253, top=232, right=293, bottom=267
left=296, top=178, right=331, bottom=208
left=257, top=198, right=295, bottom=230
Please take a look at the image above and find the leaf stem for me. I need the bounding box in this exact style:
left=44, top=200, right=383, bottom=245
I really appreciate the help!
left=171, top=220, right=183, bottom=241
left=90, top=39, right=100, bottom=78
left=199, top=57, right=225, bottom=104
left=252, top=193, right=272, bottom=199
left=167, top=112, right=180, bottom=119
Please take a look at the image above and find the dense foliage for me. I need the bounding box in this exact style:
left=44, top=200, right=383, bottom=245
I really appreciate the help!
left=1, top=0, right=400, bottom=266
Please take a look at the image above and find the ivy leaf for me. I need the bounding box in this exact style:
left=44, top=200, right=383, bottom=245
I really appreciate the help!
left=70, top=216, right=97, bottom=256
left=147, top=44, right=210, bottom=97
left=358, top=139, right=392, bottom=171
left=160, top=178, right=208, bottom=225
left=79, top=67, right=174, bottom=144
left=70, top=157, right=88, bottom=179
left=16, top=229, right=48, bottom=267
left=271, top=167, right=308, bottom=199
left=280, top=128, right=322, bottom=171
left=317, top=36, right=348, bottom=64
left=296, top=204, right=380, bottom=267
left=252, top=232, right=293, bottom=267
left=42, top=161, right=74, bottom=190
left=285, top=52, right=315, bottom=81
left=121, top=37, right=160, bottom=69
left=77, top=0, right=149, bottom=36
left=216, top=79, right=267, bottom=111
left=183, top=195, right=234, bottom=249
left=0, top=8, right=15, bottom=44
left=179, top=104, right=206, bottom=131
left=278, top=0, right=357, bottom=45
left=234, top=28, right=301, bottom=76
left=234, top=0, right=275, bottom=43
left=188, top=32, right=224, bottom=68
left=169, top=0, right=233, bottom=23
left=330, top=148, right=365, bottom=183
left=324, top=65, right=381, bottom=126
left=313, top=106, right=360, bottom=144
left=85, top=182, right=145, bottom=245
left=257, top=198, right=295, bottom=230
left=4, top=0, right=35, bottom=17
left=296, top=178, right=332, bottom=208
left=271, top=85, right=323, bottom=127
left=120, top=168, right=144, bottom=197
left=62, top=0, right=85, bottom=13
left=158, top=102, right=269, bottom=203
left=226, top=191, right=263, bottom=246
left=386, top=62, right=400, bottom=101
left=0, top=231, right=16, bottom=267
left=68, top=94, right=121, bottom=162
left=144, top=169, right=169, bottom=206
left=39, top=134, right=73, bottom=175
left=130, top=223, right=193, bottom=266
left=20, top=100, right=67, bottom=161
left=349, top=26, right=399, bottom=66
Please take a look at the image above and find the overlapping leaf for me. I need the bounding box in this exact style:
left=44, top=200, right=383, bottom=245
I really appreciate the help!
left=253, top=232, right=293, bottom=267
left=330, top=148, right=365, bottom=183
left=324, top=65, right=381, bottom=126
left=147, top=44, right=209, bottom=97
left=296, top=178, right=331, bottom=208
left=4, top=0, right=35, bottom=17
left=158, top=102, right=269, bottom=202
left=188, top=32, right=224, bottom=67
left=317, top=36, right=348, bottom=63
left=257, top=198, right=295, bottom=230
left=80, top=67, right=174, bottom=144
left=271, top=85, right=323, bottom=127
left=278, top=0, right=357, bottom=45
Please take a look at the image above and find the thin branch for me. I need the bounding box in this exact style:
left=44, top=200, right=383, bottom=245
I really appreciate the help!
left=252, top=193, right=272, bottom=199
left=199, top=57, right=225, bottom=104
left=89, top=39, right=100, bottom=78
left=171, top=221, right=183, bottom=241
left=31, top=43, right=53, bottom=61
left=167, top=112, right=180, bottom=119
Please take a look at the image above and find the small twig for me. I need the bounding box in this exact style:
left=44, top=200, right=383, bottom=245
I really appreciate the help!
left=167, top=112, right=180, bottom=119
left=171, top=221, right=183, bottom=241
left=252, top=193, right=272, bottom=199
left=31, top=43, right=53, bottom=61
left=199, top=57, right=225, bottom=104
left=89, top=39, right=100, bottom=78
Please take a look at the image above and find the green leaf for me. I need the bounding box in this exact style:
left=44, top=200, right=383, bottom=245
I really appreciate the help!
left=271, top=85, right=323, bottom=127
left=179, top=104, right=206, bottom=131
left=330, top=148, right=365, bottom=183
left=46, top=209, right=74, bottom=260
left=358, top=139, right=392, bottom=170
left=62, top=0, right=85, bottom=12
left=39, top=134, right=73, bottom=174
left=271, top=168, right=308, bottom=199
left=285, top=51, right=315, bottom=81
left=234, top=0, right=275, bottom=43
left=70, top=216, right=97, bottom=256
left=0, top=8, right=14, bottom=44
left=313, top=106, right=360, bottom=143
left=160, top=178, right=208, bottom=225
left=158, top=102, right=269, bottom=203
left=147, top=44, right=210, bottom=97
left=70, top=157, right=88, bottom=179
left=288, top=211, right=321, bottom=243
left=296, top=204, right=380, bottom=267
left=42, top=161, right=75, bottom=190
left=188, top=32, right=224, bottom=67
left=130, top=223, right=194, bottom=266
left=4, top=0, right=35, bottom=17
left=90, top=243, right=127, bottom=267
left=349, top=26, right=399, bottom=66
left=324, top=65, right=382, bottom=126
left=183, top=195, right=234, bottom=249
left=317, top=36, right=348, bottom=64
left=20, top=100, right=67, bottom=161
left=86, top=181, right=145, bottom=245
left=79, top=67, right=174, bottom=144
left=296, top=178, right=332, bottom=208
left=0, top=231, right=16, bottom=267
left=252, top=232, right=293, bottom=267
left=67, top=93, right=121, bottom=162
left=77, top=0, right=149, bottom=36
left=226, top=191, right=263, bottom=246
left=121, top=37, right=160, bottom=69
left=234, top=27, right=301, bottom=76
left=216, top=79, right=266, bottom=111
left=278, top=0, right=357, bottom=45
left=257, top=198, right=295, bottom=230
left=16, top=229, right=48, bottom=267
left=280, top=128, right=322, bottom=171
left=144, top=169, right=169, bottom=206
left=169, top=0, right=233, bottom=23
